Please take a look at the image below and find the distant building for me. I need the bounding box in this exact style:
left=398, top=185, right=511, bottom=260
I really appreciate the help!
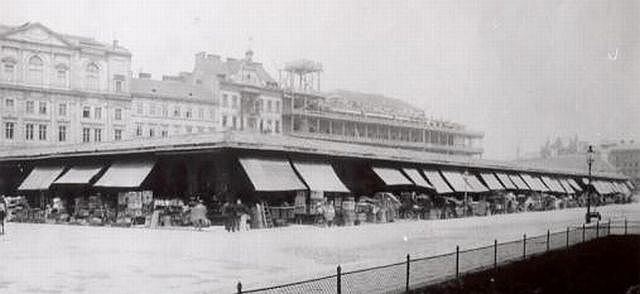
left=279, top=60, right=484, bottom=157
left=0, top=22, right=132, bottom=147
left=608, top=143, right=640, bottom=190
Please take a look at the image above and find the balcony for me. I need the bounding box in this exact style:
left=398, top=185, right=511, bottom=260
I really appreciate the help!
left=287, top=130, right=484, bottom=156
left=283, top=107, right=484, bottom=138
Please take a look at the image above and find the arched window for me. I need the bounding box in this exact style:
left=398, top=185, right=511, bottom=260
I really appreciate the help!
left=54, top=63, right=69, bottom=87
left=85, top=63, right=100, bottom=91
left=27, top=55, right=44, bottom=85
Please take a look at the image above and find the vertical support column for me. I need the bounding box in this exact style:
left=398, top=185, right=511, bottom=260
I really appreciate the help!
left=625, top=218, right=628, bottom=235
left=405, top=254, right=410, bottom=293
left=596, top=221, right=600, bottom=238
left=566, top=227, right=570, bottom=249
left=455, top=245, right=460, bottom=280
left=336, top=265, right=342, bottom=294
left=546, top=230, right=550, bottom=251
left=582, top=223, right=586, bottom=242
left=522, top=234, right=527, bottom=259
left=236, top=282, right=242, bottom=294
left=493, top=239, right=498, bottom=270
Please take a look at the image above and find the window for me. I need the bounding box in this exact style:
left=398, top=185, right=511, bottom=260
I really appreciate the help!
left=275, top=101, right=281, bottom=113
left=58, top=103, right=67, bottom=116
left=209, top=108, right=215, bottom=121
left=5, top=122, right=14, bottom=139
left=85, top=63, right=100, bottom=91
left=82, top=106, right=91, bottom=118
left=5, top=98, right=14, bottom=109
left=55, top=64, right=68, bottom=86
left=38, top=124, right=47, bottom=140
left=222, top=94, right=229, bottom=107
left=82, top=128, right=90, bottom=142
left=135, top=124, right=143, bottom=137
left=149, top=104, right=156, bottom=116
left=267, top=100, right=272, bottom=112
left=114, top=108, right=122, bottom=120
left=161, top=129, right=168, bottom=137
left=27, top=55, right=44, bottom=85
left=198, top=108, right=204, bottom=120
left=275, top=120, right=280, bottom=133
left=232, top=96, right=238, bottom=109
left=38, top=101, right=47, bottom=115
left=136, top=102, right=143, bottom=115
left=149, top=127, right=155, bottom=137
left=114, top=129, right=122, bottom=141
left=259, top=119, right=264, bottom=131
left=222, top=115, right=227, bottom=127
left=232, top=116, right=237, bottom=129
left=173, top=106, right=180, bottom=117
left=94, top=128, right=102, bottom=142
left=3, top=62, right=15, bottom=82
left=94, top=107, right=102, bottom=119
left=161, top=105, right=168, bottom=117
left=25, top=124, right=34, bottom=140
left=185, top=108, right=192, bottom=119
left=58, top=125, right=66, bottom=142
left=185, top=126, right=193, bottom=133
left=115, top=80, right=123, bottom=92
left=26, top=101, right=35, bottom=114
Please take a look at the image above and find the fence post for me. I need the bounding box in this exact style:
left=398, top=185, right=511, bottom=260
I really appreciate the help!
left=522, top=234, right=527, bottom=259
left=582, top=223, right=585, bottom=242
left=455, top=245, right=460, bottom=280
left=625, top=218, right=628, bottom=235
left=493, top=239, right=498, bottom=270
left=236, top=281, right=242, bottom=294
left=546, top=230, right=550, bottom=251
left=596, top=221, right=600, bottom=238
left=337, top=265, right=342, bottom=294
left=566, top=227, right=569, bottom=249
left=406, top=254, right=410, bottom=293
left=607, top=219, right=611, bottom=236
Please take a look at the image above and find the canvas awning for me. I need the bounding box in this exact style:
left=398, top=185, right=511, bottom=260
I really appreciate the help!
left=618, top=182, right=631, bottom=194
left=402, top=168, right=433, bottom=189
left=441, top=171, right=474, bottom=193
left=292, top=161, right=349, bottom=193
left=423, top=170, right=453, bottom=194
left=626, top=181, right=635, bottom=190
left=93, top=161, right=155, bottom=188
left=520, top=174, right=542, bottom=191
left=607, top=181, right=620, bottom=194
left=590, top=181, right=610, bottom=195
left=509, top=174, right=530, bottom=190
left=465, top=174, right=489, bottom=192
left=480, top=173, right=505, bottom=190
left=18, top=166, right=65, bottom=190
left=53, top=166, right=103, bottom=185
left=558, top=179, right=575, bottom=194
left=496, top=173, right=517, bottom=190
left=372, top=167, right=413, bottom=186
left=239, top=158, right=306, bottom=191
left=568, top=178, right=583, bottom=192
left=541, top=176, right=565, bottom=193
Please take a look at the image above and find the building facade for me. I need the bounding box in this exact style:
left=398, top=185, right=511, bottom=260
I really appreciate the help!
left=0, top=22, right=132, bottom=148
left=608, top=144, right=640, bottom=190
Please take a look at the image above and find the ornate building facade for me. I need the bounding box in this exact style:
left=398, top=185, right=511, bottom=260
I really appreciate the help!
left=0, top=22, right=132, bottom=148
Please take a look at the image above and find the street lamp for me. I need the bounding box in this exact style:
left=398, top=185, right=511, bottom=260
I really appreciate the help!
left=585, top=145, right=595, bottom=223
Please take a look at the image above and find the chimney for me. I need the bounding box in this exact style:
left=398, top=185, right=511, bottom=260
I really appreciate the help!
left=138, top=72, right=151, bottom=79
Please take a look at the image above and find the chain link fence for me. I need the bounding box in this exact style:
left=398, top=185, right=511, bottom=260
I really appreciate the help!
left=236, top=219, right=640, bottom=294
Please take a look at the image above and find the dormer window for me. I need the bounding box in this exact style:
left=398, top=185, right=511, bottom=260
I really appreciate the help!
left=85, top=63, right=100, bottom=91
left=27, top=55, right=44, bottom=85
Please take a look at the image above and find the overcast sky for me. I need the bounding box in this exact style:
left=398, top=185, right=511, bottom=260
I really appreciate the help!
left=2, top=0, right=639, bottom=160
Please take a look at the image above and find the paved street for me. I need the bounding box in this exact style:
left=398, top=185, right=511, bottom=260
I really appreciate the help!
left=1, top=203, right=639, bottom=294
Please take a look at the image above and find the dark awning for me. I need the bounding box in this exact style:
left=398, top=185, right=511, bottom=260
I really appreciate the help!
left=94, top=161, right=155, bottom=188
left=292, top=161, right=350, bottom=193
left=239, top=158, right=306, bottom=191
left=18, top=166, right=65, bottom=190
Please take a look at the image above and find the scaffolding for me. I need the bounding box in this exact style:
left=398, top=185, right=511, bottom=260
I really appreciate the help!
left=279, top=59, right=323, bottom=93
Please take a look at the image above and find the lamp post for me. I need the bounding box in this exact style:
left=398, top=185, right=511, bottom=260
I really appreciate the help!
left=586, top=145, right=595, bottom=224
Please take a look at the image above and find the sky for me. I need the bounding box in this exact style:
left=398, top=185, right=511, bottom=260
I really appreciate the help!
left=1, top=0, right=639, bottom=160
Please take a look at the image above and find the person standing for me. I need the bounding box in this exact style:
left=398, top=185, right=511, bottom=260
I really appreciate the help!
left=0, top=196, right=7, bottom=235
left=323, top=201, right=335, bottom=227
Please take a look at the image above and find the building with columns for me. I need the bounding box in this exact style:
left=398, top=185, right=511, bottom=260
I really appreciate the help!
left=0, top=22, right=132, bottom=148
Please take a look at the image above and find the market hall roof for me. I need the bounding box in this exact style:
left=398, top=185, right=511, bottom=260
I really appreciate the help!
left=0, top=130, right=627, bottom=181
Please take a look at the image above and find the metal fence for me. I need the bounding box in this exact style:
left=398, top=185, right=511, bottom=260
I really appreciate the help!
left=236, top=219, right=640, bottom=294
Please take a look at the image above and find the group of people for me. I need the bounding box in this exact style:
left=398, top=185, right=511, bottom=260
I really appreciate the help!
left=0, top=196, right=6, bottom=235
left=221, top=199, right=251, bottom=232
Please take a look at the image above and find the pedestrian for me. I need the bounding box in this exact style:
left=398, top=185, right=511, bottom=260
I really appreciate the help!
left=221, top=201, right=233, bottom=232
left=323, top=201, right=335, bottom=227
left=0, top=196, right=7, bottom=235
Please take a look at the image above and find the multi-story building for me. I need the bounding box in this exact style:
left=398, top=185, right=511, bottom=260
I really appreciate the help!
left=181, top=50, right=283, bottom=134
left=279, top=60, right=484, bottom=157
left=608, top=143, right=640, bottom=190
left=0, top=22, right=132, bottom=147
left=129, top=74, right=217, bottom=138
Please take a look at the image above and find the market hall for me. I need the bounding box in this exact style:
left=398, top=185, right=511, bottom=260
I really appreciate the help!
left=0, top=131, right=633, bottom=229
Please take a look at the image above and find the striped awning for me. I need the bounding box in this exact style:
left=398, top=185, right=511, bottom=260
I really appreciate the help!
left=441, top=171, right=474, bottom=193
left=509, top=174, right=531, bottom=190
left=372, top=167, right=413, bottom=186
left=480, top=173, right=505, bottom=190
left=423, top=170, right=453, bottom=194
left=558, top=179, right=575, bottom=194
left=402, top=168, right=434, bottom=190
left=541, top=176, right=565, bottom=193
left=567, top=178, right=583, bottom=192
left=496, top=173, right=517, bottom=190
left=465, top=174, right=489, bottom=192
